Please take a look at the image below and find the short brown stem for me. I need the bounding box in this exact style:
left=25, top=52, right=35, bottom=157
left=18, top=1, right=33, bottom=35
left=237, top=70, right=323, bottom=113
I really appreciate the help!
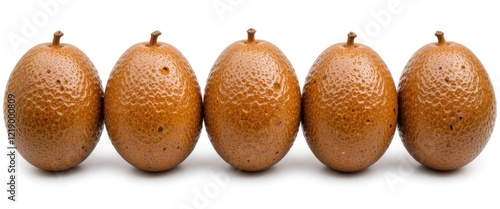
left=247, top=28, right=256, bottom=44
left=346, top=32, right=357, bottom=48
left=51, top=31, right=64, bottom=48
left=435, top=31, right=446, bottom=45
left=149, top=30, right=162, bottom=47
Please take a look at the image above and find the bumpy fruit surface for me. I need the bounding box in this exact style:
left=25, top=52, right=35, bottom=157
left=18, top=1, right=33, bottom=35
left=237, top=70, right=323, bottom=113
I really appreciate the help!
left=204, top=29, right=301, bottom=171
left=398, top=31, right=496, bottom=171
left=302, top=32, right=398, bottom=172
left=3, top=31, right=104, bottom=171
left=105, top=31, right=202, bottom=172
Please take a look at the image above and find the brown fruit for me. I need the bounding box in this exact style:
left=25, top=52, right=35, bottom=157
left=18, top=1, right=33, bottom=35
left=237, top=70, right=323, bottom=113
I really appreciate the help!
left=104, top=31, right=202, bottom=172
left=204, top=28, right=301, bottom=172
left=398, top=31, right=496, bottom=171
left=3, top=31, right=104, bottom=171
left=302, top=32, right=398, bottom=172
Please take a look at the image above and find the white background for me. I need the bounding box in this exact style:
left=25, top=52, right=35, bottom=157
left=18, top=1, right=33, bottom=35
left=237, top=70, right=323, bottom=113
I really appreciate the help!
left=1, top=0, right=499, bottom=208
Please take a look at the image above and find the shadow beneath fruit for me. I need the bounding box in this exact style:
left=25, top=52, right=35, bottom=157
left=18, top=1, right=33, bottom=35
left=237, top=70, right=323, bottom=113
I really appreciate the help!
left=320, top=166, right=375, bottom=179
left=129, top=165, right=185, bottom=178
left=228, top=166, right=278, bottom=178
left=415, top=165, right=466, bottom=177
left=32, top=165, right=85, bottom=179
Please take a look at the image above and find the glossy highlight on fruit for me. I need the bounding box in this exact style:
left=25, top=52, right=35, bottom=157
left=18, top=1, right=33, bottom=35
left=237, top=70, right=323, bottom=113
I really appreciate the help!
left=104, top=31, right=203, bottom=172
left=3, top=31, right=104, bottom=171
left=398, top=31, right=496, bottom=171
left=204, top=28, right=301, bottom=172
left=302, top=32, right=398, bottom=172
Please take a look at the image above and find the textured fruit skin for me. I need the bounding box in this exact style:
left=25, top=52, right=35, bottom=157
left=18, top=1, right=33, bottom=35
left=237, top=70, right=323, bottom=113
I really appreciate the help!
left=204, top=36, right=301, bottom=172
left=3, top=41, right=104, bottom=171
left=398, top=39, right=496, bottom=171
left=105, top=40, right=202, bottom=172
left=302, top=39, right=398, bottom=172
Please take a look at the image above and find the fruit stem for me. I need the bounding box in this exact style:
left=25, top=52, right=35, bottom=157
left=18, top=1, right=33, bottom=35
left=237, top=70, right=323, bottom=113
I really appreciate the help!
left=149, top=30, right=162, bottom=47
left=346, top=32, right=357, bottom=48
left=247, top=28, right=256, bottom=44
left=51, top=31, right=64, bottom=48
left=435, top=31, right=446, bottom=45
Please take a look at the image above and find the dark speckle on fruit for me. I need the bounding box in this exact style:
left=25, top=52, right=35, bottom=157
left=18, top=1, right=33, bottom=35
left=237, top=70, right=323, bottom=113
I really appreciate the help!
left=160, top=66, right=169, bottom=75
left=273, top=83, right=281, bottom=91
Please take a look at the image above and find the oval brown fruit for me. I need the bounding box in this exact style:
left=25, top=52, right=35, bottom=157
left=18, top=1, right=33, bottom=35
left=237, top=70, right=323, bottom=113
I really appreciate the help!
left=104, top=31, right=202, bottom=172
left=3, top=31, right=104, bottom=171
left=302, top=32, right=398, bottom=172
left=398, top=31, right=496, bottom=171
left=204, top=29, right=301, bottom=172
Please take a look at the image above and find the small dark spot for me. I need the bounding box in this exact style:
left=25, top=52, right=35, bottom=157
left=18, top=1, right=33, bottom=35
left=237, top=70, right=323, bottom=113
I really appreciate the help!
left=160, top=67, right=170, bottom=75
left=313, top=80, right=317, bottom=84
left=176, top=146, right=180, bottom=149
left=158, top=126, right=163, bottom=133
left=366, top=119, right=370, bottom=123
left=241, top=117, right=247, bottom=121
left=273, top=83, right=281, bottom=90
left=81, top=146, right=85, bottom=149
left=247, top=160, right=250, bottom=163
left=351, top=109, right=355, bottom=112
left=56, top=80, right=61, bottom=84
left=47, top=69, right=51, bottom=73
left=163, top=147, right=167, bottom=151
left=449, top=125, right=453, bottom=130
left=377, top=131, right=381, bottom=135
left=393, top=108, right=396, bottom=114
left=275, top=151, right=279, bottom=154
left=439, top=67, right=442, bottom=70
left=459, top=116, right=463, bottom=120
left=444, top=78, right=449, bottom=83
left=60, top=86, right=64, bottom=91
left=389, top=124, right=393, bottom=128
left=461, top=65, right=465, bottom=69
left=322, top=75, right=327, bottom=80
